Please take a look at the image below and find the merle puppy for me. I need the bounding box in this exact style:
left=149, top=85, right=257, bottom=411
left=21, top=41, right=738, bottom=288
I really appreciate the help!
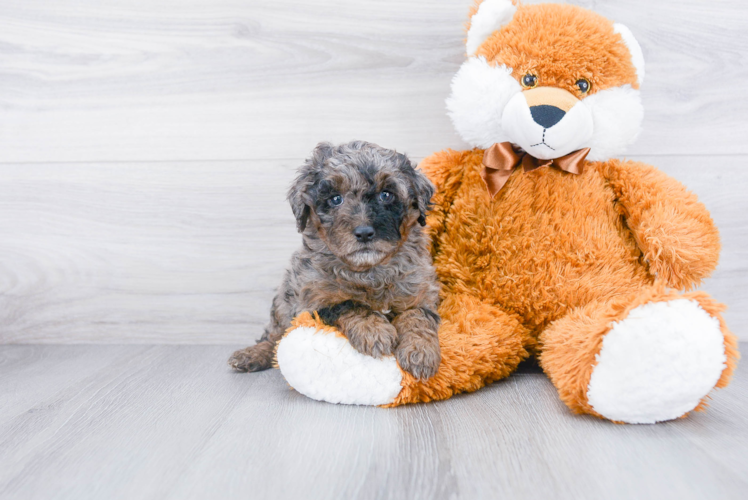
left=229, top=140, right=441, bottom=379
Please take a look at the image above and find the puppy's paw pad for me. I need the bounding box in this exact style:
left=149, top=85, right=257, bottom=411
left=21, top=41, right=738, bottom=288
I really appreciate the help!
left=228, top=346, right=272, bottom=372
left=396, top=341, right=441, bottom=380
left=369, top=332, right=397, bottom=358
left=348, top=322, right=398, bottom=359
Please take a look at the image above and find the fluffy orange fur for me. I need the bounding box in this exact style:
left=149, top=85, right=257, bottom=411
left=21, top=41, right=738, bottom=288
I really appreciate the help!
left=470, top=1, right=639, bottom=94
left=395, top=148, right=738, bottom=416
left=389, top=292, right=533, bottom=406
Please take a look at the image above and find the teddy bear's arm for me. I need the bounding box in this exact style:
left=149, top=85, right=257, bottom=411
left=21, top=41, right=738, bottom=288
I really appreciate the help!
left=419, top=149, right=469, bottom=256
left=602, top=159, right=720, bottom=290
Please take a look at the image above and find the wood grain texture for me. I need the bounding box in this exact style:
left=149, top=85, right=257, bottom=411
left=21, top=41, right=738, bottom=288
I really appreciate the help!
left=0, top=0, right=747, bottom=163
left=0, top=344, right=746, bottom=500
left=1, top=0, right=746, bottom=343
left=0, top=160, right=298, bottom=343
left=1, top=154, right=746, bottom=343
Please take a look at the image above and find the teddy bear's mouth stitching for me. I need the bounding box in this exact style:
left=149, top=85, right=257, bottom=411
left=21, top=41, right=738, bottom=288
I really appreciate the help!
left=530, top=129, right=556, bottom=150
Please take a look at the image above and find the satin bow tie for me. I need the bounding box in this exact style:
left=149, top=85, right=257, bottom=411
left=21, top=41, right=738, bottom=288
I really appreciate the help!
left=480, top=142, right=591, bottom=198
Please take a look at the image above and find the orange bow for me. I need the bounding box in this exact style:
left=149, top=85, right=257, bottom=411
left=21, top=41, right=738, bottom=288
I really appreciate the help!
left=480, top=142, right=591, bottom=198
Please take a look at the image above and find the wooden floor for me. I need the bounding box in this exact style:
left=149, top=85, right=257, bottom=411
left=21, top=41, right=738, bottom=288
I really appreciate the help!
left=1, top=345, right=746, bottom=500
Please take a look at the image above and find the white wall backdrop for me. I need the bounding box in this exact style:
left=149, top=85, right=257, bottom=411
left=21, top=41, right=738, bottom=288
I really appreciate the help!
left=1, top=0, right=746, bottom=343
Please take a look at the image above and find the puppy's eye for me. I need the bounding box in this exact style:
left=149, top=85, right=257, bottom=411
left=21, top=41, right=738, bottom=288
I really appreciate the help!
left=378, top=191, right=393, bottom=203
left=329, top=195, right=343, bottom=207
left=575, top=78, right=591, bottom=94
left=521, top=73, right=538, bottom=89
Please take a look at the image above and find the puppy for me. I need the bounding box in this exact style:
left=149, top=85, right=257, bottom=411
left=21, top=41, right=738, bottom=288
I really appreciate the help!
left=229, top=140, right=441, bottom=379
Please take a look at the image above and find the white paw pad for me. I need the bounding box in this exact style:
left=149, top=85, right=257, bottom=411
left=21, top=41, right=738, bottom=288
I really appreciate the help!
left=587, top=299, right=726, bottom=424
left=276, top=326, right=403, bottom=406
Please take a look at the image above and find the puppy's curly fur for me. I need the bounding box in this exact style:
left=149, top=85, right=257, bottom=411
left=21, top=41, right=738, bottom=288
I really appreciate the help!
left=229, top=141, right=441, bottom=379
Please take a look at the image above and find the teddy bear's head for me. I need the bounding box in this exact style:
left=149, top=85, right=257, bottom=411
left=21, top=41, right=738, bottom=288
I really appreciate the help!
left=447, top=0, right=645, bottom=161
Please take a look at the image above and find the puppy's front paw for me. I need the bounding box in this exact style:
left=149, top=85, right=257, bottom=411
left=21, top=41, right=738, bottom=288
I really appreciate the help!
left=343, top=315, right=398, bottom=359
left=396, top=337, right=441, bottom=380
left=228, top=342, right=274, bottom=372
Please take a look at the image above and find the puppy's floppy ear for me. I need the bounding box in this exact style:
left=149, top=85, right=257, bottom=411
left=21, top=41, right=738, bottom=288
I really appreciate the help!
left=397, top=153, right=435, bottom=226
left=413, top=168, right=435, bottom=226
left=288, top=142, right=333, bottom=232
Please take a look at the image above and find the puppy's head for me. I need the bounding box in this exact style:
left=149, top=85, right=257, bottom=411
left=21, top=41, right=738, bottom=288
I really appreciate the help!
left=289, top=141, right=434, bottom=271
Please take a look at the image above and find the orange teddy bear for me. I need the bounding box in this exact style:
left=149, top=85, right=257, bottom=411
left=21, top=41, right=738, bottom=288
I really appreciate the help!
left=276, top=0, right=739, bottom=423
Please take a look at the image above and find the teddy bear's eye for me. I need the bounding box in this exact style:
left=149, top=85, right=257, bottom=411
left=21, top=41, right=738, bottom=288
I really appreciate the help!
left=521, top=74, right=538, bottom=89
left=575, top=78, right=591, bottom=94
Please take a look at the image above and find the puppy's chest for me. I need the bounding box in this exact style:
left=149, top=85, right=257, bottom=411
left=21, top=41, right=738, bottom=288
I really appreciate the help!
left=316, top=270, right=421, bottom=311
left=342, top=274, right=415, bottom=307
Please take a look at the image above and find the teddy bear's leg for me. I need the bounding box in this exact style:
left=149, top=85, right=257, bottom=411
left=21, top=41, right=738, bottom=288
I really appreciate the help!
left=276, top=293, right=532, bottom=406
left=275, top=312, right=405, bottom=406
left=539, top=286, right=739, bottom=424
left=389, top=292, right=533, bottom=406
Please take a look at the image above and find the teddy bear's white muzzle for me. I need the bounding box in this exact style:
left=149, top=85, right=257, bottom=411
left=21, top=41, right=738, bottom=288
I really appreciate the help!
left=503, top=91, right=593, bottom=160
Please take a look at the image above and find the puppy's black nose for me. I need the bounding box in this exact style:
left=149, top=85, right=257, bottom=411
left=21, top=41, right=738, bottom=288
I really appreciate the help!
left=530, top=105, right=566, bottom=128
left=354, top=225, right=375, bottom=243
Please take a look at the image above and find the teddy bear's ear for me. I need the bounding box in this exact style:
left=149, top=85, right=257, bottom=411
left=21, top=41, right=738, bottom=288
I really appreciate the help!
left=613, top=23, right=645, bottom=86
left=466, top=0, right=517, bottom=56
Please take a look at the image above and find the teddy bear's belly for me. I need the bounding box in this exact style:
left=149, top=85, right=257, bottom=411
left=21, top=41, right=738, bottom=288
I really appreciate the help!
left=434, top=165, right=652, bottom=334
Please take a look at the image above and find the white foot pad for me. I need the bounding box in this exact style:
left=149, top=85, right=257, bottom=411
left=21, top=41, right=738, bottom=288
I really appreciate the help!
left=276, top=326, right=403, bottom=406
left=587, top=299, right=727, bottom=424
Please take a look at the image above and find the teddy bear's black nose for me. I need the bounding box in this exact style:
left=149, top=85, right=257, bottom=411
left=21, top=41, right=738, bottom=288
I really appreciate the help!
left=530, top=105, right=566, bottom=128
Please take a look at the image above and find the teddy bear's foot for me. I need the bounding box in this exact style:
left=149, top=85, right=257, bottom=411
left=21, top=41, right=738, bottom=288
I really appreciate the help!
left=275, top=313, right=403, bottom=405
left=540, top=288, right=739, bottom=424
left=277, top=294, right=534, bottom=407
left=586, top=299, right=727, bottom=423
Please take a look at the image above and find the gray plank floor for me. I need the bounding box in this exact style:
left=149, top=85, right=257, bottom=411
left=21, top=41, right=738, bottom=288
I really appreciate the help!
left=1, top=345, right=746, bottom=500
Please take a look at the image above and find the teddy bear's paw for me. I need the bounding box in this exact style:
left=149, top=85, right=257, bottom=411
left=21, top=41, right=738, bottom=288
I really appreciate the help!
left=586, top=299, right=727, bottom=424
left=276, top=325, right=403, bottom=406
